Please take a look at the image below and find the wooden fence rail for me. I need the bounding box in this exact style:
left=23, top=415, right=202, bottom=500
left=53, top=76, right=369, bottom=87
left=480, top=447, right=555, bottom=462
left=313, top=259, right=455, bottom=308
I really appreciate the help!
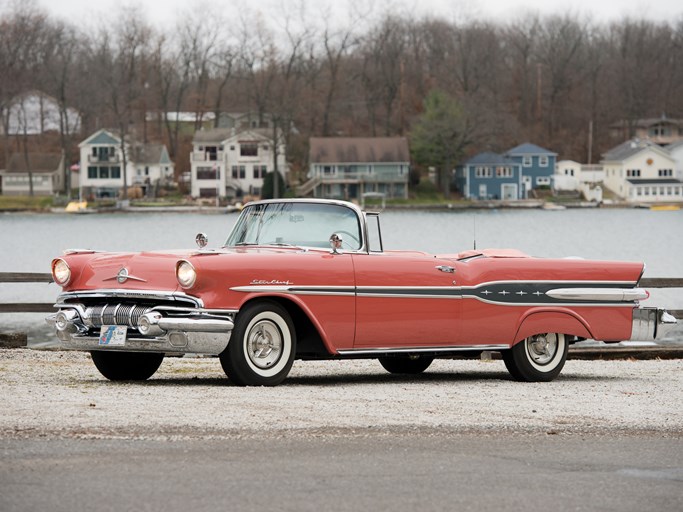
left=1, top=272, right=682, bottom=318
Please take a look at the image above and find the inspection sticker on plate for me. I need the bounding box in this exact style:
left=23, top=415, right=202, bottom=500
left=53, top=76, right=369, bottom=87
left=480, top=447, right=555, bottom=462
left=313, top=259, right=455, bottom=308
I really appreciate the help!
left=99, top=325, right=127, bottom=346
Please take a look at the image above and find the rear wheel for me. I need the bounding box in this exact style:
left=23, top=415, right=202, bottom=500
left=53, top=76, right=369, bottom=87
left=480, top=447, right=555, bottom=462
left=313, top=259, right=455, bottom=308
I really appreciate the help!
left=90, top=351, right=164, bottom=381
left=502, top=333, right=568, bottom=382
left=378, top=355, right=434, bottom=374
left=220, top=301, right=296, bottom=386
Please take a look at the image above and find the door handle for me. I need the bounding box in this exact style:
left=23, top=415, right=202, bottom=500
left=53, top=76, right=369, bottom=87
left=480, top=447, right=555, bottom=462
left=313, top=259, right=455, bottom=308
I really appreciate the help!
left=435, top=265, right=455, bottom=273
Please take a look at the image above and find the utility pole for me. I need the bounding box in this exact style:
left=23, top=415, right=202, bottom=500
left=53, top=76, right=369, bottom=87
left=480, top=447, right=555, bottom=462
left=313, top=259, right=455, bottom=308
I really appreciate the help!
left=587, top=120, right=593, bottom=164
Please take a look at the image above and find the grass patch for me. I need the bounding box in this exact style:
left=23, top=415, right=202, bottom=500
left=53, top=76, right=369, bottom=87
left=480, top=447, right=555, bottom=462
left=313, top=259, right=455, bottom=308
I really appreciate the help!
left=0, top=195, right=54, bottom=210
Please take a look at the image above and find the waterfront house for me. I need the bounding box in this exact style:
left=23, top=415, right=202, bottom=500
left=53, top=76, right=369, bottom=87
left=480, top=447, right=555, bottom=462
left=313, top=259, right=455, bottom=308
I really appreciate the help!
left=1, top=91, right=80, bottom=136
left=303, top=137, right=410, bottom=200
left=609, top=115, right=683, bottom=146
left=190, top=126, right=286, bottom=199
left=601, top=138, right=681, bottom=202
left=554, top=160, right=604, bottom=202
left=79, top=129, right=174, bottom=199
left=455, top=152, right=523, bottom=200
left=667, top=140, right=683, bottom=181
left=0, top=153, right=65, bottom=195
left=505, top=143, right=557, bottom=193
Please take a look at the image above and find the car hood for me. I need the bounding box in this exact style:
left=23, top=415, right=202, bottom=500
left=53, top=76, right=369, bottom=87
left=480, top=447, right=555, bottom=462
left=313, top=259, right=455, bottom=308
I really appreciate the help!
left=58, top=250, right=198, bottom=292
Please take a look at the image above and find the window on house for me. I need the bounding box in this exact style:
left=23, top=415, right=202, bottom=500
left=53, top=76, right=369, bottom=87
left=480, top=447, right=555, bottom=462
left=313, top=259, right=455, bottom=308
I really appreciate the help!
left=253, top=165, right=267, bottom=179
left=206, top=146, right=218, bottom=161
left=239, top=165, right=246, bottom=179
left=537, top=177, right=550, bottom=185
left=650, top=126, right=671, bottom=137
left=111, top=167, right=121, bottom=179
left=197, top=167, right=218, bottom=180
left=323, top=166, right=333, bottom=175
left=522, top=156, right=532, bottom=167
left=88, top=166, right=97, bottom=179
left=475, top=166, right=492, bottom=178
left=240, top=143, right=258, bottom=157
left=496, top=167, right=512, bottom=178
left=145, top=166, right=149, bottom=176
left=539, top=156, right=548, bottom=167
left=232, top=166, right=238, bottom=179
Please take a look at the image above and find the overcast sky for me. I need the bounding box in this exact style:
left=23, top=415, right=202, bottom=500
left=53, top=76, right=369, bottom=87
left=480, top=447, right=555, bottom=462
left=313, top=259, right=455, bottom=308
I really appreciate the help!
left=30, top=0, right=683, bottom=29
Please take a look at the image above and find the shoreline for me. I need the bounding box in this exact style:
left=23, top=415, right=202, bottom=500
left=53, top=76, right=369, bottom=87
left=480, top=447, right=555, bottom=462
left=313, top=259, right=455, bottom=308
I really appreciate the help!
left=1, top=199, right=681, bottom=214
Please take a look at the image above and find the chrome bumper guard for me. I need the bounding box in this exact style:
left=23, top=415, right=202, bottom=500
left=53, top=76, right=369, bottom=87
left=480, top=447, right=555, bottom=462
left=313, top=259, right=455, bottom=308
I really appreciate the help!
left=630, top=308, right=678, bottom=341
left=46, top=304, right=234, bottom=355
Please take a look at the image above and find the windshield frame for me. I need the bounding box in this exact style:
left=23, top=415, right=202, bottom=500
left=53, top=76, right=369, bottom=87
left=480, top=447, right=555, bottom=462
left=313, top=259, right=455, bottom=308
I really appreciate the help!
left=224, top=199, right=368, bottom=253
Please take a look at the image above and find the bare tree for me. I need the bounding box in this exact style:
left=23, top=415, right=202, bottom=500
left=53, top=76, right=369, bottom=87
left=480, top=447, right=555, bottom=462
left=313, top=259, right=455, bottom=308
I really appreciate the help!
left=89, top=7, right=152, bottom=202
left=39, top=20, right=83, bottom=196
left=0, top=1, right=49, bottom=186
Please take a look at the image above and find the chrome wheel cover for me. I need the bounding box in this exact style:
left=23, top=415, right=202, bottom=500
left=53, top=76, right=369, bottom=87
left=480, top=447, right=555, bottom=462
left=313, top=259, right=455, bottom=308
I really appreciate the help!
left=526, top=333, right=558, bottom=366
left=246, top=319, right=283, bottom=369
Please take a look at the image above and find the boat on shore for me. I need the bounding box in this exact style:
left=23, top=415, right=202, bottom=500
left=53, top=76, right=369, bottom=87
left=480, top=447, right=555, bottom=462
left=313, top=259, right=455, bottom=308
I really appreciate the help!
left=64, top=201, right=96, bottom=214
left=650, top=205, right=681, bottom=211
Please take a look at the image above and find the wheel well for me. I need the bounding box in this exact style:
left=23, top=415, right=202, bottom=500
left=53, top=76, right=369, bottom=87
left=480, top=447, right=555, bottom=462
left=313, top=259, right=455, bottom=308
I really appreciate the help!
left=513, top=310, right=592, bottom=344
left=238, top=297, right=330, bottom=358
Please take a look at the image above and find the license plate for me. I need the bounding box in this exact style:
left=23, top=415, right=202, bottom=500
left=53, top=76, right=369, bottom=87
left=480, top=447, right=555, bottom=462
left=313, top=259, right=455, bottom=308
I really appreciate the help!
left=99, top=325, right=127, bottom=346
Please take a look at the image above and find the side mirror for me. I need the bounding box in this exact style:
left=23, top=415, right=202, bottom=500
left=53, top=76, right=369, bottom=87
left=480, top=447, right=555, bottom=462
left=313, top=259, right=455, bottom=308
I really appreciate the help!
left=329, top=233, right=343, bottom=254
left=195, top=232, right=208, bottom=249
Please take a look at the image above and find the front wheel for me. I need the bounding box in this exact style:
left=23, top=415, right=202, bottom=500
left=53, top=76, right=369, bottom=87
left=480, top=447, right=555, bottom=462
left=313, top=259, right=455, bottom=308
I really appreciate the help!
left=220, top=301, right=296, bottom=386
left=378, top=355, right=434, bottom=374
left=502, top=333, right=568, bottom=382
left=90, top=351, right=164, bottom=381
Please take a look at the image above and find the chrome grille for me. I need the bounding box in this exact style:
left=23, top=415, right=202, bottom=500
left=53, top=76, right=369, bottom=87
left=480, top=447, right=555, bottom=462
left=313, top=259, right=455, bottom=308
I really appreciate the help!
left=84, top=304, right=151, bottom=328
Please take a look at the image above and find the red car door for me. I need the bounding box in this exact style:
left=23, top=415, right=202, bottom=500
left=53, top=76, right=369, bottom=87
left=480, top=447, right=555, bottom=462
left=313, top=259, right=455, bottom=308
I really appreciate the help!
left=352, top=252, right=462, bottom=347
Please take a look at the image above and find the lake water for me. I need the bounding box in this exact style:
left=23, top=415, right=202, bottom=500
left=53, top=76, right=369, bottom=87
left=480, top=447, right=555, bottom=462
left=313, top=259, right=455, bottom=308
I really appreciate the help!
left=1, top=207, right=681, bottom=343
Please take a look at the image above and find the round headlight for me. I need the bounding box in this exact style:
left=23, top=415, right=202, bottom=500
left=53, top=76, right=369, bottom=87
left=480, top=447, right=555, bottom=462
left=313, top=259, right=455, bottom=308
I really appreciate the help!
left=52, top=259, right=71, bottom=286
left=176, top=260, right=197, bottom=288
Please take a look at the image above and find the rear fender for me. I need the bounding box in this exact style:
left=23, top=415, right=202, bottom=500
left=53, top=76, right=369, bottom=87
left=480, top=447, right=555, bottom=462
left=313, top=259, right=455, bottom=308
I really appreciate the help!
left=513, top=308, right=593, bottom=344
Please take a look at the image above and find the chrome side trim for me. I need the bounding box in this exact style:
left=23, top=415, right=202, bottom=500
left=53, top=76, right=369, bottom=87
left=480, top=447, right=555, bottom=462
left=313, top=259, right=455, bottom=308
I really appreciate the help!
left=231, top=285, right=355, bottom=296
left=545, top=288, right=649, bottom=302
left=460, top=279, right=638, bottom=288
left=337, top=344, right=511, bottom=356
left=231, top=281, right=646, bottom=306
left=56, top=289, right=204, bottom=307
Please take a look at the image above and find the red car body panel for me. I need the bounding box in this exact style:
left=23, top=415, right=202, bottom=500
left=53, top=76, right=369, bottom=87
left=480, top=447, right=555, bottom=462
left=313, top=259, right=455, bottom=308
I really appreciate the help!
left=57, top=245, right=644, bottom=353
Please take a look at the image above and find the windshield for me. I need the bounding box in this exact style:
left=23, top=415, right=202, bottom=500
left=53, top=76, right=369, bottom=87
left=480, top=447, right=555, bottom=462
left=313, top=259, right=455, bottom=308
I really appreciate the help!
left=225, top=202, right=363, bottom=250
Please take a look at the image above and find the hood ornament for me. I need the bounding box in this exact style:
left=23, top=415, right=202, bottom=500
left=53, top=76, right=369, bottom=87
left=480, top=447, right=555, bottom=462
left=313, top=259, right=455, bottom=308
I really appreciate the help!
left=117, top=268, right=130, bottom=284
left=104, top=267, right=147, bottom=284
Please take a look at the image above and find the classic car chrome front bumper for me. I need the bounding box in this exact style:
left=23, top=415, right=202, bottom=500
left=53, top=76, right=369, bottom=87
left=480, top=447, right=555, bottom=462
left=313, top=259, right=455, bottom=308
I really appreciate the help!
left=46, top=302, right=234, bottom=355
left=630, top=307, right=678, bottom=341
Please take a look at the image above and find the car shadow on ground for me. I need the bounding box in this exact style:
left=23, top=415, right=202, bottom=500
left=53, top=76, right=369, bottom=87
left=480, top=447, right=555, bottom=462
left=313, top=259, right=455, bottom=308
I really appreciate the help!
left=77, top=368, right=624, bottom=386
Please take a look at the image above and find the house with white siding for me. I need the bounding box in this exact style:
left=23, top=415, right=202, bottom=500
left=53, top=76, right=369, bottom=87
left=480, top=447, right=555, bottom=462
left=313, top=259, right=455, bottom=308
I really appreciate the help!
left=79, top=129, right=174, bottom=199
left=601, top=139, right=681, bottom=202
left=1, top=91, right=81, bottom=135
left=0, top=153, right=65, bottom=195
left=190, top=127, right=286, bottom=199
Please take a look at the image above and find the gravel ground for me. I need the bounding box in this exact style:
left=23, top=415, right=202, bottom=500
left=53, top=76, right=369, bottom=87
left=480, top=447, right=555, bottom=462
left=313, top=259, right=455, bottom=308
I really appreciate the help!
left=1, top=349, right=682, bottom=440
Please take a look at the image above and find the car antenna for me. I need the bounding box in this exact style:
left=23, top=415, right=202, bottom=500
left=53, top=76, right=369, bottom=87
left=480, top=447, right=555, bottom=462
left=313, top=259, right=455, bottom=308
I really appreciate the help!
left=473, top=216, right=477, bottom=250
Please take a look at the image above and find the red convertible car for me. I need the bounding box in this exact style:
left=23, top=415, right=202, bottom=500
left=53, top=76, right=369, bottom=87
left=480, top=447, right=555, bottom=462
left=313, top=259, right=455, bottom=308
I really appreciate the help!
left=48, top=199, right=676, bottom=385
